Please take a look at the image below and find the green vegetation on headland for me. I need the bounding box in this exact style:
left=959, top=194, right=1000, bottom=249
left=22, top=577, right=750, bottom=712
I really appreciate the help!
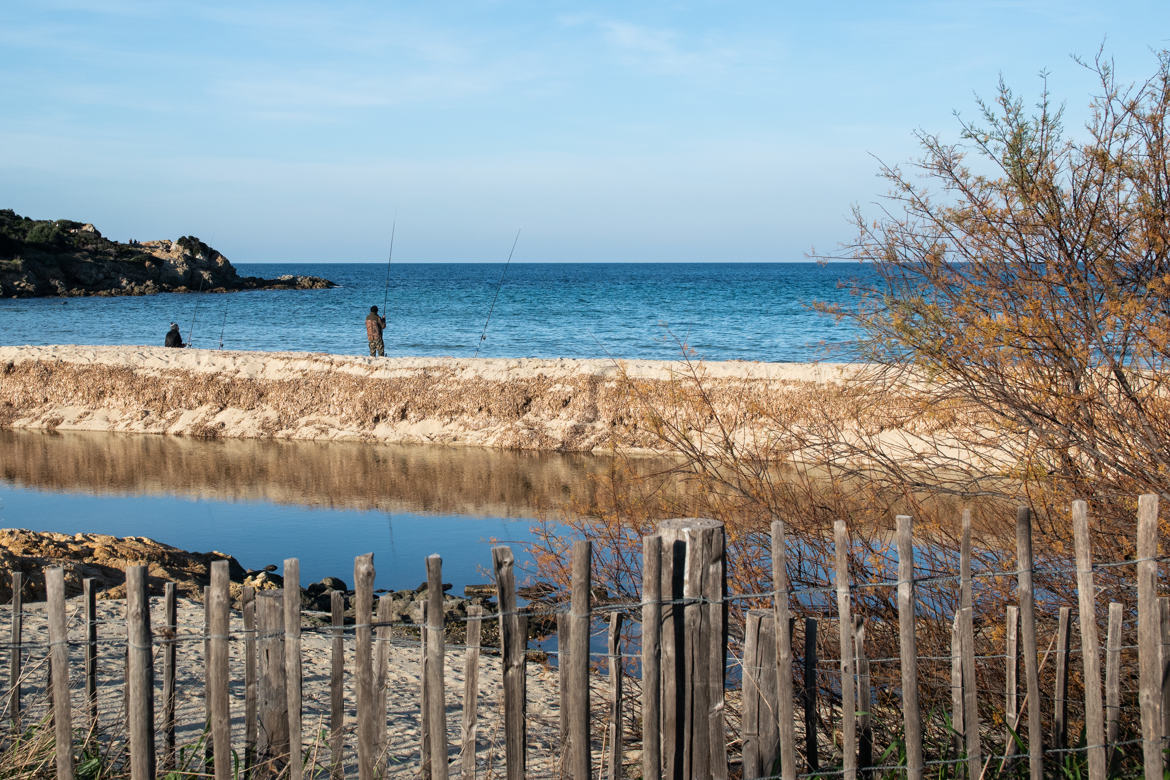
left=0, top=209, right=334, bottom=298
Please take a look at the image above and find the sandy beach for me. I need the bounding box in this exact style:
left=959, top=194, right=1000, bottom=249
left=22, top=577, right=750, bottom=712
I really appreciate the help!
left=0, top=345, right=858, bottom=453
left=10, top=592, right=568, bottom=777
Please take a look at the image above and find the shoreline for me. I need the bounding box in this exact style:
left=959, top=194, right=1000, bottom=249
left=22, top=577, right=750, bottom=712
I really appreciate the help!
left=0, top=345, right=859, bottom=453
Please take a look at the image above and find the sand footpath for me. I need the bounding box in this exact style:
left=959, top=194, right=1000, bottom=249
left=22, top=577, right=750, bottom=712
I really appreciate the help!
left=0, top=345, right=858, bottom=453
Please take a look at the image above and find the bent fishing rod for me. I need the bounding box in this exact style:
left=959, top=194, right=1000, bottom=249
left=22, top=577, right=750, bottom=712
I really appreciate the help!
left=473, top=228, right=521, bottom=359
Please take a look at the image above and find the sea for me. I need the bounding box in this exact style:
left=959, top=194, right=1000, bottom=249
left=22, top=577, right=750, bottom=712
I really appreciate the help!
left=0, top=262, right=877, bottom=590
left=0, top=262, right=876, bottom=361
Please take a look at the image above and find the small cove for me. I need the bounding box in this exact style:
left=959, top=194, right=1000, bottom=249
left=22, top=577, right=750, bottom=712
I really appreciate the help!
left=0, top=429, right=640, bottom=592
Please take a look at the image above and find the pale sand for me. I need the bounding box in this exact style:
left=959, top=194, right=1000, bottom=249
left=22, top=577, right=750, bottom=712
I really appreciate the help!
left=11, top=593, right=568, bottom=778
left=0, top=345, right=859, bottom=453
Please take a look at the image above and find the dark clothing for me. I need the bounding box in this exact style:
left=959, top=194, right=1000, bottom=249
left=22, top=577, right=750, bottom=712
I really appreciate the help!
left=165, top=327, right=185, bottom=348
left=366, top=312, right=386, bottom=356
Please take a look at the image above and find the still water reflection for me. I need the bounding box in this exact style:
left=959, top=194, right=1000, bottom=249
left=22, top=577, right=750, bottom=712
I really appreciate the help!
left=0, top=430, right=641, bottom=590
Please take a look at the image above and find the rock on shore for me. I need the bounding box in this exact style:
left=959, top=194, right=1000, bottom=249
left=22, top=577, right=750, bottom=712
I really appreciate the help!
left=0, top=210, right=333, bottom=297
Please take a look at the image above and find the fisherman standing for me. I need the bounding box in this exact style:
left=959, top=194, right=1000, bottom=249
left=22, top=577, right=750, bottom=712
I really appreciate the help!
left=164, top=322, right=186, bottom=348
left=365, top=305, right=386, bottom=356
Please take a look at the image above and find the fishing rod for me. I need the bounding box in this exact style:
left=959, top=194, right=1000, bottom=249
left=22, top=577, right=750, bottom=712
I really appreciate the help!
left=188, top=270, right=206, bottom=347
left=381, top=217, right=397, bottom=315
left=473, top=228, right=521, bottom=358
left=218, top=300, right=228, bottom=350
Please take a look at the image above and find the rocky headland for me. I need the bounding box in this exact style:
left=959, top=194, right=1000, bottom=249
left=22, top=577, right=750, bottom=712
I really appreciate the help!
left=0, top=209, right=334, bottom=297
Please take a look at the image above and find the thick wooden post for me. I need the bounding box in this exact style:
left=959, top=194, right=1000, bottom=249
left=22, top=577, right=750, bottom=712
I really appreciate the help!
left=162, top=581, right=177, bottom=771
left=744, top=610, right=780, bottom=779
left=1016, top=506, right=1044, bottom=780
left=1071, top=501, right=1106, bottom=780
left=494, top=545, right=528, bottom=780
left=1137, top=493, right=1163, bottom=780
left=641, top=535, right=662, bottom=780
left=460, top=604, right=483, bottom=780
left=425, top=555, right=449, bottom=780
left=126, top=564, right=156, bottom=780
left=353, top=553, right=375, bottom=780
left=256, top=591, right=289, bottom=777
left=770, top=520, right=797, bottom=780
left=83, top=578, right=98, bottom=728
left=565, top=541, right=590, bottom=780
left=284, top=559, right=303, bottom=780
left=45, top=567, right=73, bottom=780
left=329, top=590, right=345, bottom=780
left=8, top=570, right=21, bottom=732
left=703, top=524, right=728, bottom=780
left=209, top=560, right=232, bottom=780
left=895, top=515, right=923, bottom=780
left=834, top=519, right=856, bottom=780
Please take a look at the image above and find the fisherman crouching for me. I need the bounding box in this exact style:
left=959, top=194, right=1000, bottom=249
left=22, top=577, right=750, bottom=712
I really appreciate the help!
left=165, top=323, right=186, bottom=348
left=366, top=305, right=386, bottom=356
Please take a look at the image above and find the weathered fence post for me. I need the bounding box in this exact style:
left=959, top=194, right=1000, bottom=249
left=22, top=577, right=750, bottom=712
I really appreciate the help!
left=803, top=618, right=818, bottom=772
left=162, top=581, right=177, bottom=771
left=565, top=540, right=590, bottom=779
left=607, top=611, right=625, bottom=780
left=1137, top=493, right=1162, bottom=780
left=8, top=570, right=21, bottom=731
left=45, top=566, right=73, bottom=780
left=209, top=560, right=232, bottom=780
left=329, top=590, right=344, bottom=780
left=425, top=555, right=450, bottom=780
left=461, top=603, right=483, bottom=780
left=83, top=577, right=97, bottom=728
left=642, top=534, right=662, bottom=780
left=1105, top=601, right=1122, bottom=771
left=855, top=617, right=872, bottom=777
left=284, top=558, right=303, bottom=780
left=951, top=613, right=964, bottom=759
left=1160, top=598, right=1170, bottom=744
left=834, top=519, right=857, bottom=780
left=1002, top=605, right=1019, bottom=768
left=1016, top=505, right=1044, bottom=780
left=770, top=519, right=797, bottom=780
left=743, top=610, right=780, bottom=779
left=126, top=564, right=156, bottom=780
left=494, top=545, right=528, bottom=780
left=376, top=594, right=393, bottom=756
left=243, top=585, right=258, bottom=775
left=1053, top=606, right=1072, bottom=752
left=257, top=590, right=289, bottom=777
left=959, top=510, right=981, bottom=779
left=353, top=553, right=375, bottom=780
left=895, top=515, right=923, bottom=780
left=1071, top=500, right=1106, bottom=780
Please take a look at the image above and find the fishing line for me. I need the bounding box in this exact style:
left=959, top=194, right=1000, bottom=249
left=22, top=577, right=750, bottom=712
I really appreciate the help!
left=473, top=228, right=521, bottom=358
left=188, top=267, right=206, bottom=347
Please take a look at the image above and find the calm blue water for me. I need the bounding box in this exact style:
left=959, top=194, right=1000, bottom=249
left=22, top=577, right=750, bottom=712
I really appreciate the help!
left=0, top=262, right=874, bottom=361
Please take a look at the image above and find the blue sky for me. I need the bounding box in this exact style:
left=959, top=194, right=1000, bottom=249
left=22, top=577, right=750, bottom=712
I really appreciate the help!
left=1, top=1, right=1167, bottom=262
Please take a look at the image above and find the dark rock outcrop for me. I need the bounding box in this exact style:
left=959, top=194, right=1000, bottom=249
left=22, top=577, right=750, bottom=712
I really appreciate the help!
left=0, top=209, right=334, bottom=298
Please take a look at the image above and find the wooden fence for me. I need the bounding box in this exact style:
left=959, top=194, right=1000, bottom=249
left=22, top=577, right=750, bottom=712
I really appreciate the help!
left=3, top=496, right=1170, bottom=779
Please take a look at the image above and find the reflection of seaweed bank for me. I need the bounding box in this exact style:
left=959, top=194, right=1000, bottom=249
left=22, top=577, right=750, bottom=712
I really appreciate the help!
left=0, top=428, right=659, bottom=518
left=0, top=345, right=860, bottom=453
